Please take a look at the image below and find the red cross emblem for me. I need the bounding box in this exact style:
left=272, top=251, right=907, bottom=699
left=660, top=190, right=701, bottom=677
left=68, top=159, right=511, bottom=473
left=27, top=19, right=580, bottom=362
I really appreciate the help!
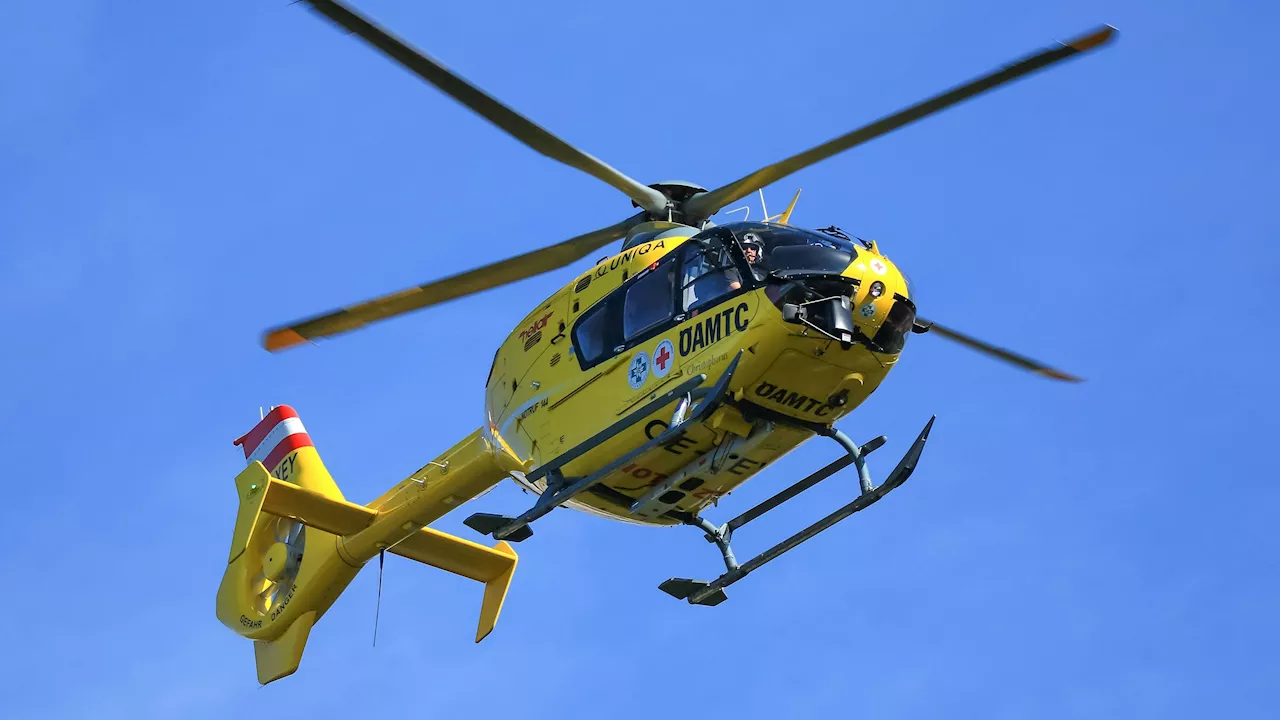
left=653, top=339, right=675, bottom=377
left=655, top=344, right=672, bottom=371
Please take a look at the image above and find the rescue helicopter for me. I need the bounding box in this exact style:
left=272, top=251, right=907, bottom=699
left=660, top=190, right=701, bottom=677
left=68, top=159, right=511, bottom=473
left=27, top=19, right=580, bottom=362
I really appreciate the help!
left=216, top=0, right=1115, bottom=685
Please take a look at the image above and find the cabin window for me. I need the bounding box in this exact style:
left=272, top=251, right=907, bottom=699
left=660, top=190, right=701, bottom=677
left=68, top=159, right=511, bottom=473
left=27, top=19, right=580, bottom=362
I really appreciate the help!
left=573, top=303, right=612, bottom=365
left=572, top=253, right=684, bottom=370
left=623, top=264, right=676, bottom=340
left=680, top=238, right=743, bottom=313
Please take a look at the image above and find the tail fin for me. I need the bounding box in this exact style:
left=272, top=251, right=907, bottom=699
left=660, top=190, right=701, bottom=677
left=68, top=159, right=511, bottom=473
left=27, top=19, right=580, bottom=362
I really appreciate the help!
left=233, top=406, right=342, bottom=499
left=217, top=406, right=517, bottom=685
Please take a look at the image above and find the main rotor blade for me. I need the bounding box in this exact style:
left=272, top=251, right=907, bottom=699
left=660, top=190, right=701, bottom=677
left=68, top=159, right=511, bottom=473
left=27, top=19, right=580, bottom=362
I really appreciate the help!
left=263, top=213, right=645, bottom=352
left=299, top=0, right=668, bottom=216
left=918, top=318, right=1082, bottom=383
left=683, top=25, right=1116, bottom=222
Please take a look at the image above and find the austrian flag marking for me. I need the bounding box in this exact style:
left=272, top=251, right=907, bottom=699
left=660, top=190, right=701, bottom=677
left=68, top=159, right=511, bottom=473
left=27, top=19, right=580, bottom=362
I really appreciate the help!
left=653, top=339, right=675, bottom=378
left=234, top=405, right=315, bottom=475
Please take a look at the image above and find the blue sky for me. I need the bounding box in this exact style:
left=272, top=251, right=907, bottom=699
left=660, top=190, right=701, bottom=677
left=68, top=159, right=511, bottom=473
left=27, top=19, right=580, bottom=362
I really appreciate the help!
left=2, top=0, right=1277, bottom=716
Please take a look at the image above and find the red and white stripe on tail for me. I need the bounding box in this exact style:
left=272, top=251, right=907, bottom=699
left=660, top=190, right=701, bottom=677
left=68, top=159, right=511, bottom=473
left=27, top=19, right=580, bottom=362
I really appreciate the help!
left=234, top=405, right=315, bottom=474
left=233, top=405, right=344, bottom=499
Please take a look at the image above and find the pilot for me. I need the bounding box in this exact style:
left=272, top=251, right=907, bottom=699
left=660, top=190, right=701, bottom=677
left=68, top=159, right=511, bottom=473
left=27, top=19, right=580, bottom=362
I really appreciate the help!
left=728, top=233, right=765, bottom=290
left=741, top=233, right=764, bottom=266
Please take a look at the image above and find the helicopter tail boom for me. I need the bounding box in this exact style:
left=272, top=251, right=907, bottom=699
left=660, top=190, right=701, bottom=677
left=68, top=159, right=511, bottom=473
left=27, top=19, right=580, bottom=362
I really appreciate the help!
left=216, top=408, right=518, bottom=685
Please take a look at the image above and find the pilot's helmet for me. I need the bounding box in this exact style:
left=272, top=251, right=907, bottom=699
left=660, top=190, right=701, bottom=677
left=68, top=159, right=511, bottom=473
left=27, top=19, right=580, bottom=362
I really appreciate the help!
left=741, top=232, right=765, bottom=259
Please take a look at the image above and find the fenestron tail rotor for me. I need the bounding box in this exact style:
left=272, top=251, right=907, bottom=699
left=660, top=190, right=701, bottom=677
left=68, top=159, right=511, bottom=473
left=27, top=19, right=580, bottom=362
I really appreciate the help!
left=217, top=411, right=521, bottom=686
left=250, top=516, right=307, bottom=615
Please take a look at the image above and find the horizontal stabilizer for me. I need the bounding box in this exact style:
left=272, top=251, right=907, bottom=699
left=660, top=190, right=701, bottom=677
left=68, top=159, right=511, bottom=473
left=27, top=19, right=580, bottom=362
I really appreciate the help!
left=253, top=473, right=518, bottom=641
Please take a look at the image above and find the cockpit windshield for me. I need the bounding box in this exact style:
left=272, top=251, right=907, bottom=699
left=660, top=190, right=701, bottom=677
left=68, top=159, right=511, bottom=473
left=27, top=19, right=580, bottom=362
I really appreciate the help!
left=691, top=222, right=859, bottom=279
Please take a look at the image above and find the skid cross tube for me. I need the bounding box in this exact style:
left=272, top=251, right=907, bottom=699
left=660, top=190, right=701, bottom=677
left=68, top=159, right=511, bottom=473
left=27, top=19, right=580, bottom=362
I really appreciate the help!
left=466, top=352, right=744, bottom=542
left=726, top=428, right=880, bottom=534
left=661, top=415, right=935, bottom=606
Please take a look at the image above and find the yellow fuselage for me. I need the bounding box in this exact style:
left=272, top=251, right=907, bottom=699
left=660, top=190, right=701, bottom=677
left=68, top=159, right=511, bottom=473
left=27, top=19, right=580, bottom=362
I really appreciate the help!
left=484, top=224, right=912, bottom=525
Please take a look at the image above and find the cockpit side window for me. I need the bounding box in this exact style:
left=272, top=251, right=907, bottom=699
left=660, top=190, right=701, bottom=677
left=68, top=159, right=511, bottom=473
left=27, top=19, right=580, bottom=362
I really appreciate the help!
left=684, top=222, right=857, bottom=279
left=680, top=237, right=745, bottom=313
left=623, top=263, right=675, bottom=341
left=573, top=301, right=613, bottom=366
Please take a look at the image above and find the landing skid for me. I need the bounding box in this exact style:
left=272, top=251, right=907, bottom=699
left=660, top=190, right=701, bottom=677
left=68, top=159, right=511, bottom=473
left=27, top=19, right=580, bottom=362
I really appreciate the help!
left=660, top=415, right=935, bottom=606
left=465, top=348, right=933, bottom=607
left=465, top=352, right=745, bottom=543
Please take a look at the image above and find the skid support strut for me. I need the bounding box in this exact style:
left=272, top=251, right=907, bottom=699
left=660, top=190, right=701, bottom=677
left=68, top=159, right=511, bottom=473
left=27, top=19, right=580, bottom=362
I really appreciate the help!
left=660, top=416, right=935, bottom=606
left=465, top=352, right=744, bottom=543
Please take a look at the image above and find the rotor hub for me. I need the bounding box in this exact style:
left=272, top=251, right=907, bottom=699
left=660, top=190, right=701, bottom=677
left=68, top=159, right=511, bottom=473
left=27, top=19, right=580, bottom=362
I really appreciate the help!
left=262, top=541, right=296, bottom=582
left=631, top=181, right=708, bottom=220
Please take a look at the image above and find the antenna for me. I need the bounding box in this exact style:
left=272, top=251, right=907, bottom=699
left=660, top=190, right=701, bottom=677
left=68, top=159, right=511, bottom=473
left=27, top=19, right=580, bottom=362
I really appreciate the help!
left=372, top=549, right=385, bottom=647
left=723, top=206, right=750, bottom=220
left=776, top=189, right=802, bottom=224
left=758, top=189, right=769, bottom=221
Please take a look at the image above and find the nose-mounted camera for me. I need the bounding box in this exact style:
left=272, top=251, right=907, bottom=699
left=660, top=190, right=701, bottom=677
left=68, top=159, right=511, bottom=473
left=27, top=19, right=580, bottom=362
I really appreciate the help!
left=780, top=294, right=858, bottom=349
left=780, top=288, right=917, bottom=354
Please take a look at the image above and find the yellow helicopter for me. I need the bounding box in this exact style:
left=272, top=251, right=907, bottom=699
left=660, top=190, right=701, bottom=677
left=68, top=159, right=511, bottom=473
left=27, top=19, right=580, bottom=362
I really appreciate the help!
left=215, top=0, right=1115, bottom=685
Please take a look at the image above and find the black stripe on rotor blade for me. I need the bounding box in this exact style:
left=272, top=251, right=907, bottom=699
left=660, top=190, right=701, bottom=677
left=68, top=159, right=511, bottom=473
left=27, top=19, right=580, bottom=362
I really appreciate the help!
left=262, top=214, right=643, bottom=351
left=683, top=25, right=1116, bottom=221
left=299, top=0, right=668, bottom=215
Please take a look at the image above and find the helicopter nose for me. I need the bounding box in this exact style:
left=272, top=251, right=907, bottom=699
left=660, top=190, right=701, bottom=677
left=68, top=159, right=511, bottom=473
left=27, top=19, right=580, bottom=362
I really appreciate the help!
left=844, top=255, right=902, bottom=329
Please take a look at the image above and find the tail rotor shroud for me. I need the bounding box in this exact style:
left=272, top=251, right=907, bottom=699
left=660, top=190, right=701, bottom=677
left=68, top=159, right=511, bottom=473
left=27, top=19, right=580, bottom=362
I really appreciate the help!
left=216, top=407, right=520, bottom=685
